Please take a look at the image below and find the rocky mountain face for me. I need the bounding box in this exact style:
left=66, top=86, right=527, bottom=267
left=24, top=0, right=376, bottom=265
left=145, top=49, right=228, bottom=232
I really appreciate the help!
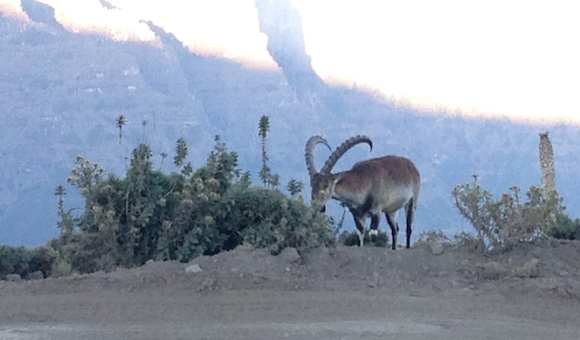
left=1, top=1, right=579, bottom=246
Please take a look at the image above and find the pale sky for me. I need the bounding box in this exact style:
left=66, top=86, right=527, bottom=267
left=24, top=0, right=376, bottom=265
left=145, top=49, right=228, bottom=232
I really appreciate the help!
left=2, top=0, right=578, bottom=125
left=293, top=0, right=580, bottom=125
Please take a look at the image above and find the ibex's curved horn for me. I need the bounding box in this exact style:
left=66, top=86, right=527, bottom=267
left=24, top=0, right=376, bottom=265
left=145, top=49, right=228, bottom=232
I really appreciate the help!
left=320, top=135, right=372, bottom=175
left=305, top=136, right=331, bottom=180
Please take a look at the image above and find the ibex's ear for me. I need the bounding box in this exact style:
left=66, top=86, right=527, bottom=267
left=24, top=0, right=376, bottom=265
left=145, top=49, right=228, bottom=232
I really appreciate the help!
left=333, top=174, right=343, bottom=186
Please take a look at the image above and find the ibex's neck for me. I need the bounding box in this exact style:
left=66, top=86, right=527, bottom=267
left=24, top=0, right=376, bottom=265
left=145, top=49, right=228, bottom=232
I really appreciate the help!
left=332, top=171, right=371, bottom=208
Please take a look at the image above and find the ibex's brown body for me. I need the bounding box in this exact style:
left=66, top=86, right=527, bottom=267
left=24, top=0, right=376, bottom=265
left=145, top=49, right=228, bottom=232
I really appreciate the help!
left=306, top=135, right=420, bottom=249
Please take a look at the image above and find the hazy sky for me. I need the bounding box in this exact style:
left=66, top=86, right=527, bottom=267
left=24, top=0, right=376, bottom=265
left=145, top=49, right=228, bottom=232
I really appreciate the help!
left=3, top=0, right=578, bottom=125
left=293, top=0, right=579, bottom=125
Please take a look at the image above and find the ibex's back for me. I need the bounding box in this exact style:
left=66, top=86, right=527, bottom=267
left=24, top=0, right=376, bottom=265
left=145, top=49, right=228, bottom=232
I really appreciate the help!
left=351, top=155, right=420, bottom=192
left=337, top=155, right=420, bottom=222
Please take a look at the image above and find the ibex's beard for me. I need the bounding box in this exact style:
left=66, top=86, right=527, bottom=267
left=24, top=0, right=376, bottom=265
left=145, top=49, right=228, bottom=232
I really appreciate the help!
left=320, top=205, right=326, bottom=213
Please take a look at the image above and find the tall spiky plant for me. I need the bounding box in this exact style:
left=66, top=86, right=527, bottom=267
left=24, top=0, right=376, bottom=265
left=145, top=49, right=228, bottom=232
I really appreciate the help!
left=55, top=185, right=65, bottom=214
left=258, top=115, right=279, bottom=187
left=116, top=115, right=127, bottom=144
left=141, top=120, right=149, bottom=144
left=174, top=137, right=188, bottom=169
left=54, top=185, right=75, bottom=239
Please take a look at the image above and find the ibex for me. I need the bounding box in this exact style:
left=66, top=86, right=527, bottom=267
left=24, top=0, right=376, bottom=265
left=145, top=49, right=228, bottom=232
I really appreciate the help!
left=305, top=135, right=420, bottom=249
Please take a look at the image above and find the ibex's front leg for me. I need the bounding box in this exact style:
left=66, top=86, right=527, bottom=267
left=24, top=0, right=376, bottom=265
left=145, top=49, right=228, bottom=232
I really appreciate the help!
left=354, top=216, right=365, bottom=247
left=351, top=210, right=367, bottom=247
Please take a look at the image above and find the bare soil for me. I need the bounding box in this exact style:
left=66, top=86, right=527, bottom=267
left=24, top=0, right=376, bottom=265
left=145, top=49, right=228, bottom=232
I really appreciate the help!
left=1, top=239, right=580, bottom=339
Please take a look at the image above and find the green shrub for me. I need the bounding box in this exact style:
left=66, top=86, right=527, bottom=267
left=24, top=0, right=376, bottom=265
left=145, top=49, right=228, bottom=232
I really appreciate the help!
left=414, top=229, right=451, bottom=246
left=50, top=114, right=348, bottom=274
left=53, top=123, right=336, bottom=273
left=452, top=175, right=564, bottom=251
left=550, top=213, right=580, bottom=240
left=0, top=245, right=32, bottom=278
left=51, top=258, right=74, bottom=278
left=452, top=230, right=480, bottom=246
left=338, top=230, right=389, bottom=247
left=0, top=244, right=57, bottom=279
left=230, top=187, right=332, bottom=254
left=28, top=245, right=58, bottom=277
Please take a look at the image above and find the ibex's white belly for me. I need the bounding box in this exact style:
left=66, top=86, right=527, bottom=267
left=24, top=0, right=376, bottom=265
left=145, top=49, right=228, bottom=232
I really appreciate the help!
left=334, top=184, right=413, bottom=216
left=372, top=185, right=413, bottom=214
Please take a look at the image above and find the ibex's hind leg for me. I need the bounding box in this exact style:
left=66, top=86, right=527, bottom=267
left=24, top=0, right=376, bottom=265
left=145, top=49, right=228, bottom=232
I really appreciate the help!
left=384, top=211, right=399, bottom=250
left=368, top=214, right=380, bottom=243
left=404, top=198, right=415, bottom=249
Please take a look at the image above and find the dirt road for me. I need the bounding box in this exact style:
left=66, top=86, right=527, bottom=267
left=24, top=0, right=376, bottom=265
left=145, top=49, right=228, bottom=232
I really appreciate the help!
left=1, top=241, right=579, bottom=339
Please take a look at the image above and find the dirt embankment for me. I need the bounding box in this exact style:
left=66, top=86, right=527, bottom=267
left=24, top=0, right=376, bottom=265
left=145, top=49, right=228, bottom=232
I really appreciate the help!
left=1, top=239, right=579, bottom=340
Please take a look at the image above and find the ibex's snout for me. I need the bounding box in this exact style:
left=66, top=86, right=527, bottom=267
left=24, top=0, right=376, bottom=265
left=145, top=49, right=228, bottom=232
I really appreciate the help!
left=310, top=193, right=327, bottom=213
left=311, top=182, right=332, bottom=214
left=312, top=199, right=326, bottom=213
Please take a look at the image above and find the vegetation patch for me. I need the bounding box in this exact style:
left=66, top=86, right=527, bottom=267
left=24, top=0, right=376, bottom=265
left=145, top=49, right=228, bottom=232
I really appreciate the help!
left=2, top=116, right=579, bottom=279
left=452, top=174, right=575, bottom=251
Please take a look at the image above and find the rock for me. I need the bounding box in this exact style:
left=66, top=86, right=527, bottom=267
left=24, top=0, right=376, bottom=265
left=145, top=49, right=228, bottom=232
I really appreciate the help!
left=430, top=242, right=445, bottom=255
left=5, top=274, right=22, bottom=282
left=481, top=262, right=505, bottom=280
left=514, top=259, right=540, bottom=279
left=197, top=277, right=217, bottom=292
left=25, top=271, right=44, bottom=281
left=185, top=264, right=203, bottom=274
left=368, top=271, right=380, bottom=288
left=279, top=247, right=302, bottom=265
left=533, top=277, right=560, bottom=290
left=252, top=275, right=266, bottom=285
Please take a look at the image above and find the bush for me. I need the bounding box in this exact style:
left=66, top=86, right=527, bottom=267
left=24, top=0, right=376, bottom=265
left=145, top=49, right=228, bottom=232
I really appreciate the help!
left=550, top=213, right=580, bottom=240
left=28, top=245, right=58, bottom=278
left=338, top=230, right=389, bottom=247
left=53, top=130, right=334, bottom=273
left=452, top=175, right=564, bottom=251
left=0, top=244, right=57, bottom=279
left=452, top=230, right=482, bottom=248
left=231, top=187, right=332, bottom=254
left=51, top=258, right=74, bottom=278
left=0, top=245, right=32, bottom=278
left=414, top=230, right=451, bottom=246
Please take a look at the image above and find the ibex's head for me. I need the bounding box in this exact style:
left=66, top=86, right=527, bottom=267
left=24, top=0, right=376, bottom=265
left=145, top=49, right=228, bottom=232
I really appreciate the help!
left=309, top=173, right=339, bottom=212
left=305, top=135, right=373, bottom=212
